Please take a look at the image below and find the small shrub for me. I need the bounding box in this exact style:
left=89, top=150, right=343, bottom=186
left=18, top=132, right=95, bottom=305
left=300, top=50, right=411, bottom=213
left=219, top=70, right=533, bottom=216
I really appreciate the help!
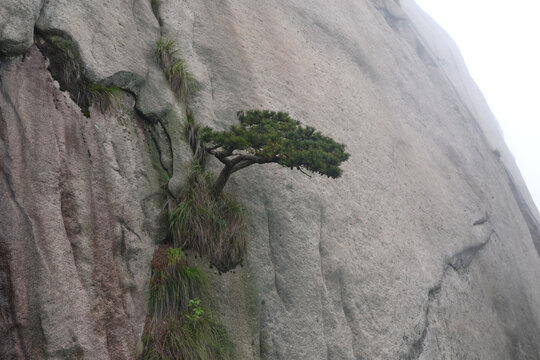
left=155, top=38, right=195, bottom=101
left=148, top=246, right=209, bottom=318
left=169, top=162, right=246, bottom=273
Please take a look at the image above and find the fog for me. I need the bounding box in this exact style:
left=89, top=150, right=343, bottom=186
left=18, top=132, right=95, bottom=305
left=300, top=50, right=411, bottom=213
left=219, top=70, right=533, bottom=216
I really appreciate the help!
left=415, top=0, right=540, bottom=210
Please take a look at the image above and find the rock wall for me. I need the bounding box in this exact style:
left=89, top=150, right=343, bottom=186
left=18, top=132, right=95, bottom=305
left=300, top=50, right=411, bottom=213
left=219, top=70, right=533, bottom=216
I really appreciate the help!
left=0, top=46, right=168, bottom=358
left=1, top=0, right=540, bottom=359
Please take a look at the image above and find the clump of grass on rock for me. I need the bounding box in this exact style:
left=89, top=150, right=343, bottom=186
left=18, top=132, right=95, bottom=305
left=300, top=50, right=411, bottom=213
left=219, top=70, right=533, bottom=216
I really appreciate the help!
left=141, top=311, right=233, bottom=360
left=155, top=38, right=195, bottom=101
left=87, top=85, right=122, bottom=113
left=37, top=34, right=122, bottom=116
left=141, top=246, right=233, bottom=360
left=184, top=111, right=207, bottom=165
left=169, top=162, right=246, bottom=274
left=147, top=246, right=209, bottom=319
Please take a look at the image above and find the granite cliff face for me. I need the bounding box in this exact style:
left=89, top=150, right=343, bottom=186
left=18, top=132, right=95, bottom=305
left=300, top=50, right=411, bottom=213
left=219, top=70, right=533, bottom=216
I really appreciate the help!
left=1, top=0, right=540, bottom=359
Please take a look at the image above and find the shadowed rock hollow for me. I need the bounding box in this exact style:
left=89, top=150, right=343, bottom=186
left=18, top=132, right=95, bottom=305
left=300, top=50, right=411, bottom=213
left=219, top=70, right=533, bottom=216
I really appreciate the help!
left=1, top=0, right=540, bottom=359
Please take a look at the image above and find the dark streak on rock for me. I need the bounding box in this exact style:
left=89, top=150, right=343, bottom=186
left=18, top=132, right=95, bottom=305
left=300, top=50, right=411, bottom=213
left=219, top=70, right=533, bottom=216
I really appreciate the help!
left=447, top=232, right=492, bottom=274
left=501, top=165, right=540, bottom=256
left=473, top=213, right=489, bottom=226
left=337, top=275, right=361, bottom=360
left=402, top=230, right=495, bottom=359
left=263, top=200, right=290, bottom=312
left=147, top=116, right=173, bottom=179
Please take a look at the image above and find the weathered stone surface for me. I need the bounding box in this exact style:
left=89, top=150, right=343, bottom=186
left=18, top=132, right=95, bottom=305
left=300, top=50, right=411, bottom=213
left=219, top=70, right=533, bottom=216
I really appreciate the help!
left=161, top=0, right=540, bottom=358
left=1, top=0, right=186, bottom=131
left=35, top=0, right=159, bottom=83
left=400, top=0, right=540, bottom=255
left=0, top=0, right=42, bottom=56
left=0, top=47, right=167, bottom=358
left=1, top=0, right=540, bottom=359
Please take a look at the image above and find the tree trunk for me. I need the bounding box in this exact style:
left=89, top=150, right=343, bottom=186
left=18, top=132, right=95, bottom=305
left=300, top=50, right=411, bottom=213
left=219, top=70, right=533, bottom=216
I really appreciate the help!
left=213, top=165, right=233, bottom=195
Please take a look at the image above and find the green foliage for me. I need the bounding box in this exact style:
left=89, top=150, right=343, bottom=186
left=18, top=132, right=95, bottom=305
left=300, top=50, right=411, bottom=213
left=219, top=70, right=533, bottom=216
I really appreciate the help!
left=142, top=248, right=233, bottom=360
left=201, top=110, right=350, bottom=179
left=155, top=39, right=177, bottom=69
left=186, top=298, right=204, bottom=322
left=147, top=247, right=209, bottom=319
left=38, top=35, right=122, bottom=116
left=141, top=308, right=234, bottom=360
left=166, top=247, right=184, bottom=264
left=88, top=85, right=123, bottom=113
left=48, top=36, right=82, bottom=86
left=169, top=162, right=246, bottom=273
left=155, top=38, right=195, bottom=101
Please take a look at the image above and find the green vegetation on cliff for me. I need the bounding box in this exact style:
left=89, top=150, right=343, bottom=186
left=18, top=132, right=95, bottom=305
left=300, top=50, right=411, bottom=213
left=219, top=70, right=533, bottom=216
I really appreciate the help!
left=36, top=34, right=122, bottom=116
left=141, top=247, right=233, bottom=360
left=155, top=39, right=195, bottom=102
left=169, top=162, right=246, bottom=274
left=199, top=110, right=350, bottom=194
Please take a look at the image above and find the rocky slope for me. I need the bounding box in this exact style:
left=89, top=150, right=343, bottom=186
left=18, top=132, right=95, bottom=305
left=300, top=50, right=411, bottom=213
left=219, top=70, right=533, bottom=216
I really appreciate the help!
left=1, top=0, right=540, bottom=359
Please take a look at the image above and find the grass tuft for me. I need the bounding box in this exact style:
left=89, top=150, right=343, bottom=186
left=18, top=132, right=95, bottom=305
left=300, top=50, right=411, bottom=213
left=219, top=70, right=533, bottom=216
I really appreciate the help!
left=37, top=35, right=122, bottom=116
left=48, top=35, right=82, bottom=88
left=147, top=246, right=209, bottom=319
left=141, top=246, right=234, bottom=359
left=141, top=311, right=234, bottom=360
left=184, top=112, right=207, bottom=165
left=88, top=85, right=123, bottom=113
left=169, top=162, right=246, bottom=273
left=155, top=38, right=195, bottom=101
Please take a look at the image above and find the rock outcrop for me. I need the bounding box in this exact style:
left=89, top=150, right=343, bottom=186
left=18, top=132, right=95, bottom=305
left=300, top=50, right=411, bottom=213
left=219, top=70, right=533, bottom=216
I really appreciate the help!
left=1, top=0, right=540, bottom=359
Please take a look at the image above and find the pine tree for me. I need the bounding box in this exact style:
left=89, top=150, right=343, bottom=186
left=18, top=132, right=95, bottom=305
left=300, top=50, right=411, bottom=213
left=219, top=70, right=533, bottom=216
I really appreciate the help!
left=199, top=110, right=350, bottom=194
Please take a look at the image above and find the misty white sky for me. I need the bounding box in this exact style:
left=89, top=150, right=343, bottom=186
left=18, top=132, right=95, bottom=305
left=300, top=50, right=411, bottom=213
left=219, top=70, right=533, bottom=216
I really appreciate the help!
left=414, top=0, right=540, bottom=209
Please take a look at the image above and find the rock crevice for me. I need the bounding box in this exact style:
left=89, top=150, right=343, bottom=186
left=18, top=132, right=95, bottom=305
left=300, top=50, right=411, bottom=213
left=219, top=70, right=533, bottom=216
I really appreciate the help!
left=404, top=229, right=496, bottom=359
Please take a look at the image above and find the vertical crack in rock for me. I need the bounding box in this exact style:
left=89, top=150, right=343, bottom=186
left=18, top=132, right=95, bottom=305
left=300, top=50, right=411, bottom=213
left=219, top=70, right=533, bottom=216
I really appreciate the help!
left=154, top=119, right=174, bottom=176
left=117, top=218, right=144, bottom=263
left=338, top=275, right=360, bottom=360
left=402, top=228, right=495, bottom=359
left=318, top=205, right=327, bottom=290
left=501, top=166, right=540, bottom=256
left=317, top=205, right=332, bottom=360
left=404, top=316, right=429, bottom=360
left=263, top=201, right=290, bottom=312
left=317, top=204, right=356, bottom=360
left=148, top=124, right=172, bottom=178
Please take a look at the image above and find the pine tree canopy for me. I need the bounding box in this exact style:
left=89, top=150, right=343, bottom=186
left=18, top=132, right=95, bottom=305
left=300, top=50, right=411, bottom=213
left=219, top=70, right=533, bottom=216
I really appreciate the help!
left=198, top=110, right=349, bottom=194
